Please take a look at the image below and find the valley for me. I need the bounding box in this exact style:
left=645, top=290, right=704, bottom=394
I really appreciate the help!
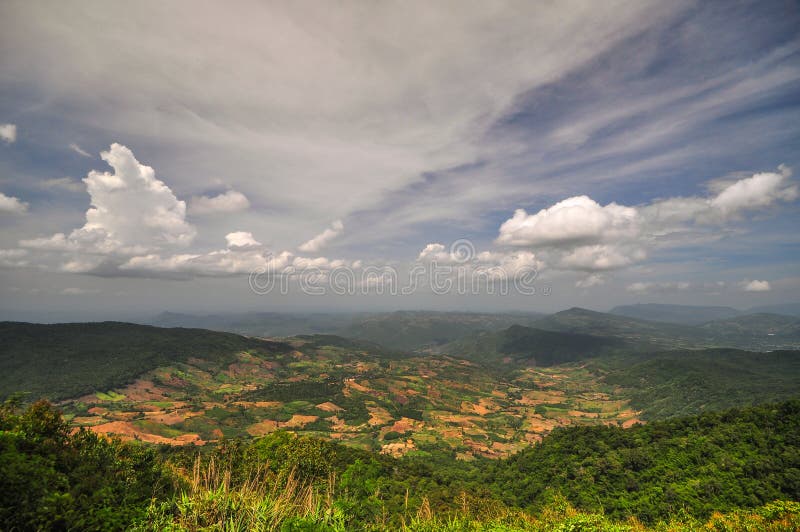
left=62, top=336, right=640, bottom=458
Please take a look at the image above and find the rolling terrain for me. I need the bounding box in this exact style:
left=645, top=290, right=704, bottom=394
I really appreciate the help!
left=609, top=303, right=742, bottom=325
left=57, top=334, right=641, bottom=457
left=2, top=318, right=800, bottom=530
left=0, top=322, right=290, bottom=401
left=149, top=306, right=800, bottom=353
left=2, top=320, right=799, bottom=459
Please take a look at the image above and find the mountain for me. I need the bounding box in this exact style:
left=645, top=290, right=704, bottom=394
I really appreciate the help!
left=151, top=311, right=354, bottom=337
left=530, top=307, right=703, bottom=347
left=603, top=348, right=800, bottom=419
left=0, top=321, right=291, bottom=401
left=530, top=307, right=800, bottom=350
left=338, top=310, right=546, bottom=351
left=150, top=310, right=547, bottom=351
left=747, top=302, right=800, bottom=317
left=698, top=313, right=800, bottom=349
left=444, top=324, right=632, bottom=366
left=609, top=303, right=741, bottom=325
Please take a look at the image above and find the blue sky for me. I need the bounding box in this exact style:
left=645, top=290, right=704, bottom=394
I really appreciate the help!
left=0, top=0, right=799, bottom=320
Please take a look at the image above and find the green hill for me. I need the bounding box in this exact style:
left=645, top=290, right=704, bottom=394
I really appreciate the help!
left=531, top=307, right=703, bottom=346
left=488, top=399, right=800, bottom=522
left=445, top=324, right=633, bottom=366
left=698, top=313, right=800, bottom=348
left=0, top=321, right=291, bottom=401
left=533, top=307, right=800, bottom=350
left=603, top=348, right=800, bottom=419
left=3, top=399, right=798, bottom=530
left=341, top=310, right=546, bottom=351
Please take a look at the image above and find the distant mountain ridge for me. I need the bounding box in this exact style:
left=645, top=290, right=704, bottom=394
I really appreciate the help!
left=444, top=323, right=635, bottom=366
left=610, top=302, right=800, bottom=324
left=149, top=305, right=800, bottom=352
left=610, top=303, right=741, bottom=325
left=151, top=310, right=547, bottom=351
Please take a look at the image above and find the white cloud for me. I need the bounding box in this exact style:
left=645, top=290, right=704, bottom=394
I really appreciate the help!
left=559, top=244, right=646, bottom=272
left=190, top=190, right=250, bottom=215
left=298, top=220, right=344, bottom=253
left=575, top=274, right=605, bottom=289
left=496, top=197, right=640, bottom=248
left=496, top=166, right=798, bottom=273
left=626, top=280, right=725, bottom=295
left=60, top=287, right=99, bottom=295
left=741, top=279, right=771, bottom=292
left=225, top=231, right=261, bottom=249
left=0, top=123, right=16, bottom=143
left=60, top=257, right=104, bottom=273
left=69, top=143, right=92, bottom=157
left=21, top=143, right=196, bottom=255
left=644, top=165, right=797, bottom=226
left=0, top=248, right=28, bottom=268
left=0, top=192, right=28, bottom=214
left=20, top=233, right=76, bottom=251
left=709, top=166, right=797, bottom=218
left=417, top=243, right=451, bottom=263
left=0, top=1, right=682, bottom=247
left=417, top=242, right=543, bottom=279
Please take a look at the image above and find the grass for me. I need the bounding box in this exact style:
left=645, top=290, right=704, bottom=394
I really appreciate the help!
left=131, top=459, right=800, bottom=531
left=96, top=390, right=126, bottom=401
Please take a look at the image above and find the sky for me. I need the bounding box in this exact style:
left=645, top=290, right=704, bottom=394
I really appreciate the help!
left=1, top=0, right=799, bottom=321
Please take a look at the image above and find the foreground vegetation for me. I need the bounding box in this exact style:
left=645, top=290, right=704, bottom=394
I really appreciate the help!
left=2, top=399, right=799, bottom=531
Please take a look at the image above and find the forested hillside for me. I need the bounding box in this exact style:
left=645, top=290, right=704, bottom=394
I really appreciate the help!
left=0, top=322, right=290, bottom=401
left=2, top=399, right=798, bottom=530
left=489, top=400, right=800, bottom=521
left=603, top=349, right=800, bottom=419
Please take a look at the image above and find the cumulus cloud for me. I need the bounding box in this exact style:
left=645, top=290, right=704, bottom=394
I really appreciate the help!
left=644, top=165, right=797, bottom=227
left=298, top=220, right=344, bottom=253
left=225, top=231, right=261, bottom=249
left=0, top=192, right=28, bottom=214
left=417, top=242, right=543, bottom=280
left=496, top=166, right=797, bottom=273
left=21, top=143, right=196, bottom=255
left=189, top=190, right=250, bottom=215
left=120, top=240, right=357, bottom=278
left=69, top=143, right=92, bottom=157
left=417, top=243, right=453, bottom=263
left=497, top=196, right=640, bottom=248
left=741, top=279, right=771, bottom=292
left=0, top=123, right=16, bottom=143
left=13, top=144, right=359, bottom=279
left=710, top=166, right=797, bottom=218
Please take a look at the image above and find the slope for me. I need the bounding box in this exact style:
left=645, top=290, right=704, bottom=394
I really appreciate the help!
left=0, top=321, right=291, bottom=401
left=444, top=324, right=634, bottom=366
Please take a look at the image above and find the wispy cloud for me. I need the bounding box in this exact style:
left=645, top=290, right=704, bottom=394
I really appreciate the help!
left=299, top=220, right=344, bottom=253
left=68, top=142, right=92, bottom=157
left=39, top=177, right=83, bottom=192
